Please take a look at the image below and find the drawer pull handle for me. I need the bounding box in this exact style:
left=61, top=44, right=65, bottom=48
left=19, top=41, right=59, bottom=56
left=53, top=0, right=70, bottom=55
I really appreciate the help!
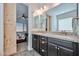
left=42, top=41, right=47, bottom=44
left=55, top=47, right=57, bottom=49
left=34, top=39, right=36, bottom=40
left=41, top=49, right=45, bottom=52
left=42, top=41, right=45, bottom=44
left=58, top=48, right=59, bottom=50
left=42, top=38, right=44, bottom=39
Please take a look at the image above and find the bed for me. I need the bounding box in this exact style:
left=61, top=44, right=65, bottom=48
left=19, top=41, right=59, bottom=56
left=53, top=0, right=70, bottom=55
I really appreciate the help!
left=16, top=32, right=27, bottom=43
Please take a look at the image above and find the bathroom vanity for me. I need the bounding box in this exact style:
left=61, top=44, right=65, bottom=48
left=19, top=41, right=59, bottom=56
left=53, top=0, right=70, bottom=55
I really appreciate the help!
left=32, top=32, right=79, bottom=56
left=32, top=3, right=79, bottom=56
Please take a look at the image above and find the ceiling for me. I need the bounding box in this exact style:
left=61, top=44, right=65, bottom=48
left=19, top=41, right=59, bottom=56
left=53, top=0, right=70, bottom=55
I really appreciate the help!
left=16, top=3, right=28, bottom=18
left=30, top=3, right=54, bottom=12
left=16, top=3, right=28, bottom=24
left=24, top=3, right=60, bottom=13
left=16, top=3, right=60, bottom=23
left=16, top=3, right=60, bottom=17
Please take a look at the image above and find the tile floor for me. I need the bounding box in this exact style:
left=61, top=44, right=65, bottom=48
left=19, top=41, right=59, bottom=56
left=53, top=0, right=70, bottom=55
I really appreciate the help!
left=12, top=42, right=41, bottom=56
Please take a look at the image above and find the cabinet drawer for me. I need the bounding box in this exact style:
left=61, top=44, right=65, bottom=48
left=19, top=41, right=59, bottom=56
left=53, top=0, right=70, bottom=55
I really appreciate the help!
left=41, top=36, right=47, bottom=40
left=40, top=39, right=48, bottom=50
left=57, top=39, right=73, bottom=49
left=48, top=37, right=57, bottom=43
left=48, top=37, right=73, bottom=49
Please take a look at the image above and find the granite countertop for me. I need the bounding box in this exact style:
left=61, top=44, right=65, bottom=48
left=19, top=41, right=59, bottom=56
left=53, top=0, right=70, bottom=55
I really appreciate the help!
left=32, top=32, right=79, bottom=43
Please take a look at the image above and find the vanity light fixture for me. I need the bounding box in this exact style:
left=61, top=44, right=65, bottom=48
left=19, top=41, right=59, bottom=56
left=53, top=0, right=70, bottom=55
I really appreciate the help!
left=40, top=7, right=43, bottom=10
left=44, top=5, right=47, bottom=9
left=33, top=5, right=48, bottom=16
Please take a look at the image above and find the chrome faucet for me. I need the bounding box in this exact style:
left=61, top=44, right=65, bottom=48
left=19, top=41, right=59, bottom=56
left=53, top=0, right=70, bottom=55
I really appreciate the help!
left=61, top=30, right=67, bottom=35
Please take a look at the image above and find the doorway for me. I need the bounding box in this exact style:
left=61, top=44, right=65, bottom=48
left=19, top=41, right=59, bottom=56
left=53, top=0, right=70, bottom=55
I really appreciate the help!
left=16, top=3, right=28, bottom=53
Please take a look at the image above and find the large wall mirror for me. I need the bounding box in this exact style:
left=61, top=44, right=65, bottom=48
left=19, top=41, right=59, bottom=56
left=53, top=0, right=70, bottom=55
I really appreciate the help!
left=57, top=17, right=73, bottom=32
left=33, top=14, right=47, bottom=31
left=47, top=3, right=79, bottom=35
left=56, top=8, right=76, bottom=33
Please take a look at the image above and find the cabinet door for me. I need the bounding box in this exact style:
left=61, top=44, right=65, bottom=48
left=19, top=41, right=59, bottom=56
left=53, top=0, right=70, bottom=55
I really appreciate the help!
left=58, top=46, right=73, bottom=56
left=36, top=36, right=40, bottom=52
left=32, top=35, right=40, bottom=53
left=48, top=42, right=57, bottom=56
left=32, top=35, right=37, bottom=51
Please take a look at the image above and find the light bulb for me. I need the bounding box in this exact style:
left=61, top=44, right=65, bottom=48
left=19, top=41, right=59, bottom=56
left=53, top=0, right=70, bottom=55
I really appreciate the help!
left=44, top=5, right=47, bottom=9
left=40, top=7, right=43, bottom=10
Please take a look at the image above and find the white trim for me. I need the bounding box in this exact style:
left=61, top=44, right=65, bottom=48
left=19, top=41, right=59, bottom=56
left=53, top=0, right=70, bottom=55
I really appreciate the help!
left=0, top=3, right=4, bottom=56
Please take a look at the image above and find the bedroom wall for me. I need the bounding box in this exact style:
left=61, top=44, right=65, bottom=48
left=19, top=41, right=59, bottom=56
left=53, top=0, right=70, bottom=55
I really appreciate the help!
left=16, top=3, right=28, bottom=18
left=16, top=4, right=28, bottom=32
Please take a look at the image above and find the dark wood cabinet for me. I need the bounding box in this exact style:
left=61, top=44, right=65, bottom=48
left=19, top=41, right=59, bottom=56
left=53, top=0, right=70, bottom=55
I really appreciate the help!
left=37, top=36, right=40, bottom=52
left=58, top=46, right=73, bottom=56
left=32, top=35, right=37, bottom=51
left=48, top=37, right=76, bottom=56
left=40, top=37, right=48, bottom=50
left=39, top=36, right=48, bottom=56
left=48, top=42, right=57, bottom=56
left=32, top=34, right=78, bottom=56
left=32, top=35, right=40, bottom=53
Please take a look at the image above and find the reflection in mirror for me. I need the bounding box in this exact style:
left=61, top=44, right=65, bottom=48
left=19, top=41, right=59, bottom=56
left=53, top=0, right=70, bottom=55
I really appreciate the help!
left=57, top=17, right=73, bottom=32
left=33, top=16, right=39, bottom=29
left=47, top=3, right=77, bottom=35
left=33, top=14, right=47, bottom=31
left=56, top=9, right=76, bottom=33
left=56, top=9, right=77, bottom=35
